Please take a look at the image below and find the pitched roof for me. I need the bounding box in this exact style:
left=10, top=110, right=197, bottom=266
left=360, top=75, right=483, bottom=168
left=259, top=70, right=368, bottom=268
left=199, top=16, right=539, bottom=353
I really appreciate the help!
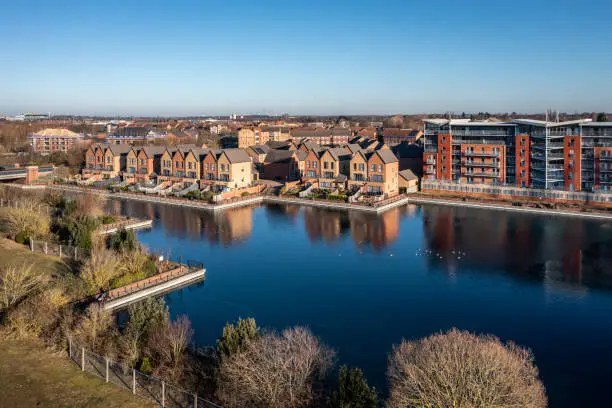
left=107, top=144, right=133, bottom=155
left=264, top=149, right=296, bottom=164
left=222, top=148, right=251, bottom=164
left=250, top=144, right=271, bottom=155
left=32, top=128, right=80, bottom=137
left=374, top=149, right=399, bottom=164
left=295, top=150, right=308, bottom=161
left=399, top=169, right=418, bottom=182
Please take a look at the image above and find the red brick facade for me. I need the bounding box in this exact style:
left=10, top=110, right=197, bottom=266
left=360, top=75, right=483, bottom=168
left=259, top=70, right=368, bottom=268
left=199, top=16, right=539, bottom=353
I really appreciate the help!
left=515, top=135, right=530, bottom=187
left=564, top=136, right=582, bottom=191
left=437, top=134, right=452, bottom=180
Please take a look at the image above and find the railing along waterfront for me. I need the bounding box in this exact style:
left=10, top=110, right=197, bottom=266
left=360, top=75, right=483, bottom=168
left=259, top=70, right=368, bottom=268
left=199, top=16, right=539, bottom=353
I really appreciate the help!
left=68, top=339, right=222, bottom=408
left=422, top=180, right=612, bottom=203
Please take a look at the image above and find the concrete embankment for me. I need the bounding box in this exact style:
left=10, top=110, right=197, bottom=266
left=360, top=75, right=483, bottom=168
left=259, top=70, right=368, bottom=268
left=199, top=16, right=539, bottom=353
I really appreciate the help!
left=405, top=196, right=612, bottom=220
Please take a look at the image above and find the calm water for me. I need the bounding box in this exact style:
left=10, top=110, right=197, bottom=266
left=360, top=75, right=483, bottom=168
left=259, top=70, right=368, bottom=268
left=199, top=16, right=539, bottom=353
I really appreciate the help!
left=108, top=199, right=612, bottom=407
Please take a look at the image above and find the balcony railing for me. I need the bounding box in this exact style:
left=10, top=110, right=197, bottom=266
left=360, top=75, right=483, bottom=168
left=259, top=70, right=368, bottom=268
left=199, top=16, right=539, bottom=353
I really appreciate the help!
left=463, top=151, right=500, bottom=157
left=462, top=161, right=500, bottom=168
left=463, top=172, right=501, bottom=178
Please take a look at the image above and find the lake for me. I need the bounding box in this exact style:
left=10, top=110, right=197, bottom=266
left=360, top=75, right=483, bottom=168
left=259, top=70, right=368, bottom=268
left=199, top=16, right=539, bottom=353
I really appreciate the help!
left=108, top=198, right=612, bottom=407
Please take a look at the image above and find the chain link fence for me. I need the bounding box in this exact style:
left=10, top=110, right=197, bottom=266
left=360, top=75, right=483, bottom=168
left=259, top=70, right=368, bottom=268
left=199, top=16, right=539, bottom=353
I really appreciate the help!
left=68, top=338, right=222, bottom=408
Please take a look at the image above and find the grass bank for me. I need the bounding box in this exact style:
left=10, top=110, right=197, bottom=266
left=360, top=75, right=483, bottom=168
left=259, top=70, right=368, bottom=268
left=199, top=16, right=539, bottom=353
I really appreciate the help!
left=0, top=338, right=152, bottom=408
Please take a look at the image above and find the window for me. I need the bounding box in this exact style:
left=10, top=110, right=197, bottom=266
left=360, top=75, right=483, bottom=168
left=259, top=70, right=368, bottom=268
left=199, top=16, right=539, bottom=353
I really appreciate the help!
left=359, top=163, right=364, bottom=171
left=378, top=165, right=383, bottom=172
left=330, top=162, right=335, bottom=169
left=371, top=164, right=376, bottom=172
left=520, top=149, right=525, bottom=157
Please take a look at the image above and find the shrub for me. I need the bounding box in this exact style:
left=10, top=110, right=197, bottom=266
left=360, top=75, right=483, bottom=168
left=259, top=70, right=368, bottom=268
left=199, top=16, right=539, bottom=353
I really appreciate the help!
left=110, top=228, right=138, bottom=252
left=65, top=216, right=100, bottom=249
left=386, top=328, right=547, bottom=408
left=15, top=230, right=29, bottom=244
left=139, top=357, right=153, bottom=375
left=99, top=214, right=117, bottom=225
left=80, top=241, right=122, bottom=293
left=241, top=191, right=249, bottom=197
left=216, top=317, right=261, bottom=361
left=332, top=365, right=377, bottom=408
left=73, top=193, right=105, bottom=218
left=121, top=298, right=169, bottom=367
left=0, top=263, right=45, bottom=311
left=1, top=205, right=50, bottom=241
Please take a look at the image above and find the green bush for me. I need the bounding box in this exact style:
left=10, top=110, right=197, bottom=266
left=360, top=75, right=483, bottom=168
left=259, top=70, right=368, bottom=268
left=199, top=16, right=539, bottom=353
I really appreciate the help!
left=139, top=357, right=153, bottom=375
left=99, top=215, right=117, bottom=225
left=332, top=366, right=377, bottom=408
left=109, top=228, right=138, bottom=252
left=56, top=216, right=100, bottom=249
left=327, top=194, right=348, bottom=202
left=217, top=317, right=261, bottom=361
left=15, top=230, right=29, bottom=244
left=184, top=190, right=202, bottom=200
left=241, top=191, right=249, bottom=197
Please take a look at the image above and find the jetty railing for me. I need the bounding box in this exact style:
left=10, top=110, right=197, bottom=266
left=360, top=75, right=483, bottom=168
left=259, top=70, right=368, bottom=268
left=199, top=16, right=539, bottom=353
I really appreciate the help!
left=68, top=338, right=222, bottom=408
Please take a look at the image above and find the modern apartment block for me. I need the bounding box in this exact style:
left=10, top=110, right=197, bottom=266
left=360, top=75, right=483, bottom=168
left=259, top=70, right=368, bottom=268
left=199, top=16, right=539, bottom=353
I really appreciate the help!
left=27, top=128, right=85, bottom=153
left=423, top=118, right=612, bottom=192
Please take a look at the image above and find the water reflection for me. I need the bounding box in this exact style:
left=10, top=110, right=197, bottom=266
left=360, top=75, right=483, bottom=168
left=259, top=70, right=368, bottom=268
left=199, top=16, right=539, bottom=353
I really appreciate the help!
left=421, top=206, right=612, bottom=290
left=108, top=198, right=612, bottom=291
left=109, top=199, right=255, bottom=246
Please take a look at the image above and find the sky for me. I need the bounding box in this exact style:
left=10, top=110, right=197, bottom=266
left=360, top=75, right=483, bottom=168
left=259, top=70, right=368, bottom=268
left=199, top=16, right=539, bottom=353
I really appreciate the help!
left=1, top=0, right=611, bottom=116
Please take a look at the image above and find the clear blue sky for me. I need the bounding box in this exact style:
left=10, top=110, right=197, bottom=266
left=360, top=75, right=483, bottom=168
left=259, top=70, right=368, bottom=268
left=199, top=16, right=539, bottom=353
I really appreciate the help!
left=1, top=0, right=611, bottom=116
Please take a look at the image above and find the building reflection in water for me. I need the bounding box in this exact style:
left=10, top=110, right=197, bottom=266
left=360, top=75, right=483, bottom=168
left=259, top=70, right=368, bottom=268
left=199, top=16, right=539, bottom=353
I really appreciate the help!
left=421, top=205, right=612, bottom=291
left=110, top=199, right=254, bottom=246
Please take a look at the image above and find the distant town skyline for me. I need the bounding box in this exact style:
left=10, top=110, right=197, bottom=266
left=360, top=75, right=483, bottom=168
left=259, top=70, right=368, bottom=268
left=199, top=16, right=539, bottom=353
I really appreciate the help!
left=1, top=0, right=611, bottom=116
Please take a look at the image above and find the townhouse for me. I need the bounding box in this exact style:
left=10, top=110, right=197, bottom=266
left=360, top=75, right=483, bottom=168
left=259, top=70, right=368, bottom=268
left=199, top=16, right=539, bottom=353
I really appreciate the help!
left=83, top=144, right=253, bottom=192
left=348, top=149, right=399, bottom=196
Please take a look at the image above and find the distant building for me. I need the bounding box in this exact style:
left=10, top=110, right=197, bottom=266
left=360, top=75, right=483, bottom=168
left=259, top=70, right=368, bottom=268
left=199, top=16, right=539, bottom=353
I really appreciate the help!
left=27, top=128, right=85, bottom=153
left=106, top=126, right=166, bottom=145
left=382, top=128, right=423, bottom=145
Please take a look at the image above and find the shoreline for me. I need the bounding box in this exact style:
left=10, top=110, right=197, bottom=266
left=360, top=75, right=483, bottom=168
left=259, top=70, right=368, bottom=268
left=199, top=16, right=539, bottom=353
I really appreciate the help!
left=9, top=183, right=612, bottom=219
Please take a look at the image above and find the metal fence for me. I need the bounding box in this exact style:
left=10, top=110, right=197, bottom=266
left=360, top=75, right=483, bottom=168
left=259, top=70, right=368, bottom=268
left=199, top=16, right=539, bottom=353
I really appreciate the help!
left=27, top=238, right=91, bottom=260
left=0, top=198, right=52, bottom=215
left=68, top=339, right=222, bottom=408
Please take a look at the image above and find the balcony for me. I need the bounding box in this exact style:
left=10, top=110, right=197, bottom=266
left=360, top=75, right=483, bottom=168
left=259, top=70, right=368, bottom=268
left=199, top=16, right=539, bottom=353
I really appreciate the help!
left=350, top=175, right=366, bottom=182
left=462, top=170, right=501, bottom=178
left=462, top=161, right=500, bottom=168
left=426, top=159, right=436, bottom=165
left=599, top=156, right=612, bottom=161
left=463, top=151, right=500, bottom=157
left=426, top=167, right=436, bottom=175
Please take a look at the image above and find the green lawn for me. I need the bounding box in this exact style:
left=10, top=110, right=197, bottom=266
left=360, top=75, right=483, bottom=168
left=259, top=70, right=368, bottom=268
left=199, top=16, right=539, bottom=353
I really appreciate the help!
left=0, top=338, right=153, bottom=408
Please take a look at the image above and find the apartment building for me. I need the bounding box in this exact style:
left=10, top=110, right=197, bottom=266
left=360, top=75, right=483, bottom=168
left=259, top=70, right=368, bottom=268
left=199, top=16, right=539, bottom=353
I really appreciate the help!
left=422, top=118, right=612, bottom=199
left=238, top=127, right=270, bottom=148
left=106, top=126, right=166, bottom=145
left=27, top=128, right=85, bottom=153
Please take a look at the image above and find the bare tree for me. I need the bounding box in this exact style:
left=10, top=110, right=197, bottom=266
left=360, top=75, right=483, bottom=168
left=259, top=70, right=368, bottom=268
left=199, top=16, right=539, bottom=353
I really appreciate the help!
left=0, top=199, right=50, bottom=240
left=387, top=328, right=547, bottom=408
left=76, top=303, right=115, bottom=352
left=218, top=326, right=335, bottom=408
left=73, top=192, right=105, bottom=218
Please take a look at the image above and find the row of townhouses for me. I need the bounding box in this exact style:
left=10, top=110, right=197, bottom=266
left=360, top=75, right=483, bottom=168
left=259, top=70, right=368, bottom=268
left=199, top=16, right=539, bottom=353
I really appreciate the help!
left=422, top=118, right=612, bottom=203
left=251, top=138, right=418, bottom=197
left=83, top=144, right=253, bottom=192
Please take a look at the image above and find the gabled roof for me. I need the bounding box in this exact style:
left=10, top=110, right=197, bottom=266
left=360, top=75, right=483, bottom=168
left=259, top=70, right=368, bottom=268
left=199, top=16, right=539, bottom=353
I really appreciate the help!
left=264, top=149, right=296, bottom=164
left=222, top=148, right=251, bottom=164
left=107, top=144, right=133, bottom=155
left=249, top=144, right=271, bottom=155
left=399, top=169, right=418, bottom=182
left=295, top=150, right=308, bottom=161
left=373, top=149, right=398, bottom=164
left=346, top=144, right=362, bottom=154
left=335, top=173, right=347, bottom=182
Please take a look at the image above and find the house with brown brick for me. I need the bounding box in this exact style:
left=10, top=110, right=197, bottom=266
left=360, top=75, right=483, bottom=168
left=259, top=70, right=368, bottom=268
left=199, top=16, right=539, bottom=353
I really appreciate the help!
left=83, top=143, right=131, bottom=179
left=348, top=149, right=399, bottom=197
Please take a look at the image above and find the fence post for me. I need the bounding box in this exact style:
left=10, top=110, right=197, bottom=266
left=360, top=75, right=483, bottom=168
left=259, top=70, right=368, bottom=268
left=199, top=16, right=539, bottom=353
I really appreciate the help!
left=161, top=381, right=165, bottom=407
left=194, top=393, right=198, bottom=408
left=68, top=337, right=72, bottom=359
left=81, top=347, right=85, bottom=371
left=132, top=368, right=136, bottom=394
left=30, top=239, right=34, bottom=252
left=44, top=241, right=48, bottom=254
left=105, top=358, right=109, bottom=383
left=75, top=247, right=78, bottom=261
left=59, top=245, right=62, bottom=258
